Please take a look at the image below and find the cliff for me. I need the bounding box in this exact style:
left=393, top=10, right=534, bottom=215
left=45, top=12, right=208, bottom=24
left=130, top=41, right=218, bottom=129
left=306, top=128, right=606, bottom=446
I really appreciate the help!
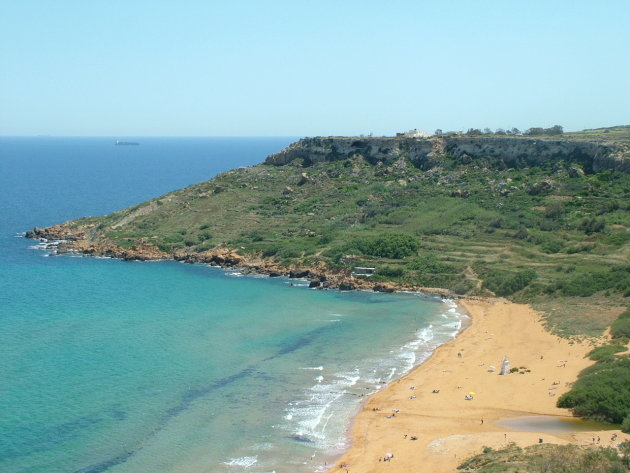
left=265, top=136, right=630, bottom=173
left=25, top=128, right=630, bottom=317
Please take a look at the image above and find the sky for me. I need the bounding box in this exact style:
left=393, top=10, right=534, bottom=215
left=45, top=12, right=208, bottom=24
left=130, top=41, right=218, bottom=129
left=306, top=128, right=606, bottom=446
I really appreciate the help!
left=1, top=0, right=629, bottom=136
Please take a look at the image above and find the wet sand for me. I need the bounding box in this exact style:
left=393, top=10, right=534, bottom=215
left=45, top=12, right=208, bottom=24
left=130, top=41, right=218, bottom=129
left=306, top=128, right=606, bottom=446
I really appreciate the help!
left=328, top=299, right=628, bottom=473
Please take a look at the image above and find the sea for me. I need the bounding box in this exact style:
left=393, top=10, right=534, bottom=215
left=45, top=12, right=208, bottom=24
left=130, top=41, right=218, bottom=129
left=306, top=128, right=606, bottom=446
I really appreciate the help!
left=0, top=137, right=467, bottom=473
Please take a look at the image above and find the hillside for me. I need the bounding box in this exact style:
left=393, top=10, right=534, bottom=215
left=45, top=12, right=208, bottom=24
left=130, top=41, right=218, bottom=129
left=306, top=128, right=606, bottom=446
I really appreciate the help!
left=27, top=127, right=630, bottom=336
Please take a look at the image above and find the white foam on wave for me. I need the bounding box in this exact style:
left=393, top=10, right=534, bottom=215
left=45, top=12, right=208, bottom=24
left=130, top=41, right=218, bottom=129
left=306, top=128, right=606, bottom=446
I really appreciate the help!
left=226, top=272, right=244, bottom=277
left=300, top=366, right=324, bottom=371
left=284, top=370, right=360, bottom=448
left=277, top=297, right=468, bottom=462
left=223, top=455, right=258, bottom=468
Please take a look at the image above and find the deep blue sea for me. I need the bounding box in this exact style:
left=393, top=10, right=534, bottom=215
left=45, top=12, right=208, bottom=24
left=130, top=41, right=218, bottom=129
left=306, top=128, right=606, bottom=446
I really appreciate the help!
left=0, top=138, right=465, bottom=473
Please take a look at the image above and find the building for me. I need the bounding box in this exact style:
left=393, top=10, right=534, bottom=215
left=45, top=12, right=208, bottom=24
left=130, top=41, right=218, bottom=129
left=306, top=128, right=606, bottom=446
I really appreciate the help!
left=395, top=129, right=431, bottom=138
left=352, top=267, right=375, bottom=276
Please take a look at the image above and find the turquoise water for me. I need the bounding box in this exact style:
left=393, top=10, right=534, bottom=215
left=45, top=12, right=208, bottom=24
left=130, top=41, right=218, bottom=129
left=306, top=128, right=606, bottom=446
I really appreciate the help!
left=0, top=138, right=464, bottom=473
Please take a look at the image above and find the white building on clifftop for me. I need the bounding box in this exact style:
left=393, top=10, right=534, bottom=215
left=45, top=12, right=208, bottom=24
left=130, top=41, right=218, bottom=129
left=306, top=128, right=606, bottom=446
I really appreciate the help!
left=396, top=129, right=431, bottom=138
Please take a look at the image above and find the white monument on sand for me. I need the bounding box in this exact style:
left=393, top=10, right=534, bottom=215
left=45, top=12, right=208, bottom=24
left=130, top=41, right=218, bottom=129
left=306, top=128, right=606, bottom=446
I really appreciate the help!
left=499, top=355, right=510, bottom=375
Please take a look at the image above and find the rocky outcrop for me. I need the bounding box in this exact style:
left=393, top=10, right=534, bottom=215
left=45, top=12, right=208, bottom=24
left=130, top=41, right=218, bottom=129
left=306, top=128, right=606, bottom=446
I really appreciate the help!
left=25, top=225, right=86, bottom=241
left=25, top=226, right=452, bottom=296
left=265, top=137, right=629, bottom=173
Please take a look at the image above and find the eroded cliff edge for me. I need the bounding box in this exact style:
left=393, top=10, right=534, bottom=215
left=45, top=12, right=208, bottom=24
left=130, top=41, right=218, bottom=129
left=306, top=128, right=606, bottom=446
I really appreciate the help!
left=266, top=136, right=629, bottom=173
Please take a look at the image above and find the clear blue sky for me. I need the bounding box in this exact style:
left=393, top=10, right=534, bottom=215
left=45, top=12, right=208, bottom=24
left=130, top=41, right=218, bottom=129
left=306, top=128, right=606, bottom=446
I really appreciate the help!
left=1, top=0, right=628, bottom=136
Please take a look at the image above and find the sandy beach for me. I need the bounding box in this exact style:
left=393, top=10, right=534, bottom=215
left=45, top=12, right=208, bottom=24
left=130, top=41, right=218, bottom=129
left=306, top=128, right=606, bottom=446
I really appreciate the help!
left=328, top=299, right=629, bottom=473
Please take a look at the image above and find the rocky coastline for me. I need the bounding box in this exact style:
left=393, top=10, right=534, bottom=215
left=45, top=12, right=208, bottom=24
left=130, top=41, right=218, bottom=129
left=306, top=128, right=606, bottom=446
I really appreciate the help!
left=25, top=226, right=454, bottom=297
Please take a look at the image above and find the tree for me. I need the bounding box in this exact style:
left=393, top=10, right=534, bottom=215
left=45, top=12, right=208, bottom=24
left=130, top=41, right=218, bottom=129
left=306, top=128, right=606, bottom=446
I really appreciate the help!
left=510, top=127, right=521, bottom=135
left=546, top=125, right=564, bottom=135
left=495, top=128, right=506, bottom=135
left=434, top=129, right=443, bottom=136
left=525, top=127, right=545, bottom=136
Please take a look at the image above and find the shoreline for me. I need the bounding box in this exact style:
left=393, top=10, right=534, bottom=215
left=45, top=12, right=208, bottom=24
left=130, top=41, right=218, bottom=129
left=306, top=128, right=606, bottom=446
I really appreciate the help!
left=23, top=227, right=455, bottom=296
left=22, top=229, right=629, bottom=471
left=326, top=299, right=629, bottom=473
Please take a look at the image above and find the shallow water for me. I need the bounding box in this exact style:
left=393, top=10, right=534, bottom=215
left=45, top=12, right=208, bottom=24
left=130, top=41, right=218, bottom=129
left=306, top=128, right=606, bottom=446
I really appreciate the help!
left=0, top=138, right=467, bottom=473
left=497, top=416, right=618, bottom=434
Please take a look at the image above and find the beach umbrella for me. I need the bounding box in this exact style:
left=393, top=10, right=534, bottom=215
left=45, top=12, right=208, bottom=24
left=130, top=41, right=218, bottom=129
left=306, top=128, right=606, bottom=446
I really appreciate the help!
left=469, top=392, right=476, bottom=395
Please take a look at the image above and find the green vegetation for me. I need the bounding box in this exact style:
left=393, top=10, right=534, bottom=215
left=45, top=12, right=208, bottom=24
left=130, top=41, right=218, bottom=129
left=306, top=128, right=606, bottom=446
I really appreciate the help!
left=458, top=442, right=630, bottom=473
left=462, top=124, right=565, bottom=136
left=348, top=233, right=419, bottom=259
left=612, top=309, right=630, bottom=339
left=557, top=340, right=629, bottom=428
left=62, top=126, right=630, bottom=336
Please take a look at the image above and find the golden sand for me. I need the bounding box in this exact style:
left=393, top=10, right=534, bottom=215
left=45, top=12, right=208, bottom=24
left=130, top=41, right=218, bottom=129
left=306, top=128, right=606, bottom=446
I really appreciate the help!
left=328, top=299, right=629, bottom=473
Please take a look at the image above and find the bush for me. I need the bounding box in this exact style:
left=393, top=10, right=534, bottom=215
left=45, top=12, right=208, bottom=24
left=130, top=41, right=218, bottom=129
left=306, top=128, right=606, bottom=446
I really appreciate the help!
left=199, top=231, right=213, bottom=241
left=483, top=269, right=537, bottom=296
left=622, top=416, right=630, bottom=434
left=579, top=217, right=606, bottom=235
left=407, top=255, right=453, bottom=273
left=588, top=344, right=627, bottom=362
left=541, top=240, right=564, bottom=254
left=545, top=201, right=565, bottom=219
left=554, top=267, right=630, bottom=297
left=350, top=233, right=419, bottom=259
left=376, top=266, right=406, bottom=278
left=557, top=357, right=630, bottom=424
left=611, top=309, right=630, bottom=339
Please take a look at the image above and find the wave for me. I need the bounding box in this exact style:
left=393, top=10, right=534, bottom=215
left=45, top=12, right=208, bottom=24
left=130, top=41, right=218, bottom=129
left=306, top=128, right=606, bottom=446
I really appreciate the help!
left=278, top=297, right=468, bottom=462
left=222, top=455, right=258, bottom=468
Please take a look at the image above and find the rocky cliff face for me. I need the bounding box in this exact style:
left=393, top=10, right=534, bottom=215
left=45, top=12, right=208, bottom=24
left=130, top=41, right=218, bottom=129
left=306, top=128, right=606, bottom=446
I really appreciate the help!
left=265, top=137, right=629, bottom=173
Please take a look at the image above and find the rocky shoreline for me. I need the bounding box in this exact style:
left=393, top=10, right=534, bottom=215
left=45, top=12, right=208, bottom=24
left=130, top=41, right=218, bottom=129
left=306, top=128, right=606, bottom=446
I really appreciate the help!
left=25, top=226, right=455, bottom=297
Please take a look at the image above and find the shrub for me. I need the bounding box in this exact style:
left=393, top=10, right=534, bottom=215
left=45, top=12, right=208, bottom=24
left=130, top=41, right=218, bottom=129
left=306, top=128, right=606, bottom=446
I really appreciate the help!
left=483, top=269, right=537, bottom=296
left=587, top=344, right=627, bottom=362
left=407, top=255, right=453, bottom=273
left=554, top=266, right=630, bottom=297
left=579, top=217, right=606, bottom=235
left=545, top=201, right=565, bottom=219
left=557, top=357, right=630, bottom=424
left=376, top=266, right=405, bottom=278
left=611, top=309, right=630, bottom=339
left=541, top=240, right=564, bottom=254
left=350, top=233, right=419, bottom=259
left=513, top=228, right=529, bottom=239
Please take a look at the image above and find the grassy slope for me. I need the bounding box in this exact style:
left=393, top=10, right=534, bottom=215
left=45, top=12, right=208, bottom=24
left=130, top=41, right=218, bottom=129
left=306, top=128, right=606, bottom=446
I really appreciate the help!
left=457, top=442, right=630, bottom=473
left=67, top=127, right=630, bottom=336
